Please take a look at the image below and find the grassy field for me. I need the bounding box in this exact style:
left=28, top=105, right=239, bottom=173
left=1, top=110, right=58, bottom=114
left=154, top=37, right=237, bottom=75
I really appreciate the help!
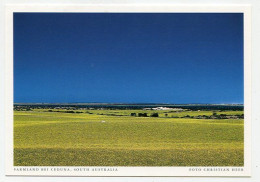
left=14, top=109, right=244, bottom=166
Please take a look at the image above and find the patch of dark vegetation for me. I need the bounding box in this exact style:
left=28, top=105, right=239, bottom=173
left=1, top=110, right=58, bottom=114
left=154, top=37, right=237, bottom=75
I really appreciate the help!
left=103, top=114, right=125, bottom=116
left=64, top=111, right=75, bottom=113
left=150, top=113, right=159, bottom=117
left=182, top=114, right=244, bottom=119
left=138, top=113, right=148, bottom=117
left=13, top=106, right=32, bottom=111
left=183, top=115, right=191, bottom=118
left=130, top=113, right=136, bottom=116
left=42, top=110, right=84, bottom=114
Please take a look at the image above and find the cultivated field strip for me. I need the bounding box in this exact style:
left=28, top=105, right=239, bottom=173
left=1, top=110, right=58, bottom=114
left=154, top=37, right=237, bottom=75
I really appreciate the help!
left=14, top=110, right=244, bottom=166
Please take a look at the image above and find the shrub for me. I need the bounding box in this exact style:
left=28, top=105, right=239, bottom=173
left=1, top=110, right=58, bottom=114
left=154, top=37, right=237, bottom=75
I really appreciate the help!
left=150, top=113, right=159, bottom=117
left=138, top=113, right=148, bottom=117
left=131, top=113, right=136, bottom=116
left=65, top=111, right=75, bottom=113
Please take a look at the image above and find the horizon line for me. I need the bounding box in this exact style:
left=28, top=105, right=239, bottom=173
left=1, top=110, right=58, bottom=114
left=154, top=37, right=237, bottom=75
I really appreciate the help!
left=13, top=102, right=244, bottom=105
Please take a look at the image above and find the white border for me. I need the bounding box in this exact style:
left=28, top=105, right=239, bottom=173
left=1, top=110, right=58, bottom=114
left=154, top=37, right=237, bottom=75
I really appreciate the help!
left=4, top=4, right=251, bottom=177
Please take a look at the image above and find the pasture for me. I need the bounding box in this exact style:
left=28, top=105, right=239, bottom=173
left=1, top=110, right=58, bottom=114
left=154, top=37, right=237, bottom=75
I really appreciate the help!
left=14, top=109, right=244, bottom=166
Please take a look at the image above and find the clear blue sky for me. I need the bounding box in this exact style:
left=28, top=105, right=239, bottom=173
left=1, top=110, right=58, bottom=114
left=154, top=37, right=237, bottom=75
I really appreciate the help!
left=14, top=13, right=243, bottom=104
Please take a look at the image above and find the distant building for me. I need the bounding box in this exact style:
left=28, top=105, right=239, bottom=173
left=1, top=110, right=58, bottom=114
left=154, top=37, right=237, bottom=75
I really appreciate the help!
left=151, top=107, right=184, bottom=111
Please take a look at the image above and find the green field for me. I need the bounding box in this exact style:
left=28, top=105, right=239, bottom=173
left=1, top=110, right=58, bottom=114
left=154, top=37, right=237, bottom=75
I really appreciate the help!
left=14, top=109, right=244, bottom=166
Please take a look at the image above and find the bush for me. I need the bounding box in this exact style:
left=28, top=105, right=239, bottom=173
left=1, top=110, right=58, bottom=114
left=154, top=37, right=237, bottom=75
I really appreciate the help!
left=150, top=113, right=159, bottom=117
left=138, top=113, right=148, bottom=117
left=131, top=113, right=136, bottom=116
left=65, top=111, right=75, bottom=113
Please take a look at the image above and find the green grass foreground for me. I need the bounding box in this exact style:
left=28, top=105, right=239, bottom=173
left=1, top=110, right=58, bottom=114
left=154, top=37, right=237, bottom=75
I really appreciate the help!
left=14, top=110, right=244, bottom=166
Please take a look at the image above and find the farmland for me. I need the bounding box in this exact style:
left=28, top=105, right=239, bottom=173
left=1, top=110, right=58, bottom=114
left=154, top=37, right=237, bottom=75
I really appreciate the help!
left=14, top=105, right=244, bottom=166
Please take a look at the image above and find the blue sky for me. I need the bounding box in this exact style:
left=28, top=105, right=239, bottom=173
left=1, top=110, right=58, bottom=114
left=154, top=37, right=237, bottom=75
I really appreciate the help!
left=14, top=13, right=244, bottom=104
